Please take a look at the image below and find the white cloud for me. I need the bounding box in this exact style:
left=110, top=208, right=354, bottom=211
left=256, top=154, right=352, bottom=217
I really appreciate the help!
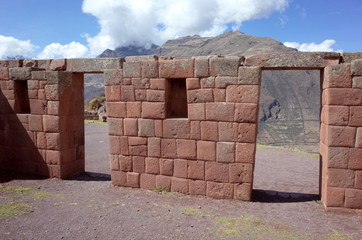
left=284, top=40, right=342, bottom=52
left=0, top=35, right=37, bottom=59
left=37, top=42, right=89, bottom=59
left=82, top=0, right=290, bottom=56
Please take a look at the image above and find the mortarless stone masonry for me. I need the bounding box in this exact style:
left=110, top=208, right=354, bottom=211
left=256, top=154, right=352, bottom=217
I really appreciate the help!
left=0, top=52, right=361, bottom=211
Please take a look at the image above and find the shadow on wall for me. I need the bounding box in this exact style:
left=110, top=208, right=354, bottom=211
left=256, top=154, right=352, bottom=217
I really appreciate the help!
left=0, top=86, right=48, bottom=183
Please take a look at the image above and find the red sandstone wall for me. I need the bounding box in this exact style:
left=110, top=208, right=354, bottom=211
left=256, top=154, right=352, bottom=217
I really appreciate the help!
left=105, top=56, right=260, bottom=200
left=320, top=60, right=362, bottom=210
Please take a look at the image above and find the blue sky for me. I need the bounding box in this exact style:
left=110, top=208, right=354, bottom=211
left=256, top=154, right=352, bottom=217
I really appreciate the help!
left=0, top=0, right=361, bottom=59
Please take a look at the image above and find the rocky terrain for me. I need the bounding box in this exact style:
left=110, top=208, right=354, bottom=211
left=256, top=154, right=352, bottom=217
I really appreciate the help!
left=85, top=31, right=320, bottom=152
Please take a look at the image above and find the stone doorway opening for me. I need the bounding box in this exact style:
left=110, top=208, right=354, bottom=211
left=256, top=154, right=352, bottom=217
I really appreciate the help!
left=77, top=73, right=110, bottom=180
left=253, top=70, right=321, bottom=202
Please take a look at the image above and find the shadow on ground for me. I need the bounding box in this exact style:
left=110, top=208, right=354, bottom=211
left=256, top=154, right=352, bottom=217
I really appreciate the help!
left=253, top=189, right=320, bottom=203
left=68, top=172, right=111, bottom=181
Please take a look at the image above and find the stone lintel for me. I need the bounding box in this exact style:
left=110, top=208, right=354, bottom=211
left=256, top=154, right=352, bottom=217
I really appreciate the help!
left=66, top=58, right=123, bottom=73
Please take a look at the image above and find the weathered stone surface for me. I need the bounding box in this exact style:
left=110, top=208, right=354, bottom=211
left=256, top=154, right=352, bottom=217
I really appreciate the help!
left=352, top=59, right=362, bottom=76
left=67, top=58, right=122, bottom=72
left=323, top=64, right=352, bottom=88
left=50, top=59, right=66, bottom=71
left=209, top=56, right=241, bottom=76
left=238, top=66, right=261, bottom=85
left=193, top=56, right=209, bottom=77
left=245, top=52, right=340, bottom=68
left=159, top=59, right=194, bottom=78
left=341, top=52, right=362, bottom=63
left=9, top=67, right=32, bottom=80
left=353, top=77, right=362, bottom=88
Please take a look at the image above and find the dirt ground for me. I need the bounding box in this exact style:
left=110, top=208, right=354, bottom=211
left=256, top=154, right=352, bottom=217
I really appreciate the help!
left=1, top=122, right=361, bottom=240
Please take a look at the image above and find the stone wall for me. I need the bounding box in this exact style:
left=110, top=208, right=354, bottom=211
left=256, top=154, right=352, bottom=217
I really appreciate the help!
left=0, top=52, right=361, bottom=211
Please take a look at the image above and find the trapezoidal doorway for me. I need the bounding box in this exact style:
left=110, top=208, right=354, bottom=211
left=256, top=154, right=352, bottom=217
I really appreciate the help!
left=253, top=70, right=321, bottom=202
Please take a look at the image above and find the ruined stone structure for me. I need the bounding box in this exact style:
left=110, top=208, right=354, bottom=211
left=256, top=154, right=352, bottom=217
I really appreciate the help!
left=0, top=52, right=361, bottom=211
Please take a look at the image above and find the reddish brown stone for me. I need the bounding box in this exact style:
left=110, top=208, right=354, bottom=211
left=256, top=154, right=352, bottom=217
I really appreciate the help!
left=171, top=177, right=189, bottom=194
left=159, top=158, right=173, bottom=176
left=218, top=122, right=238, bottom=142
left=111, top=171, right=127, bottom=186
left=150, top=78, right=166, bottom=90
left=205, top=102, right=235, bottom=122
left=327, top=126, right=356, bottom=147
left=356, top=128, right=362, bottom=148
left=188, top=103, right=205, bottom=120
left=110, top=155, right=119, bottom=170
left=176, top=139, right=196, bottom=159
left=141, top=61, right=159, bottom=78
left=108, top=136, right=120, bottom=154
left=0, top=67, right=9, bottom=80
left=45, top=150, right=61, bottom=165
left=121, top=85, right=135, bottom=101
left=324, top=187, right=345, bottom=207
left=36, top=132, right=47, bottom=149
left=349, top=106, right=362, bottom=127
left=132, top=156, right=145, bottom=173
left=205, top=162, right=229, bottom=183
left=326, top=147, right=349, bottom=169
left=356, top=171, right=362, bottom=189
left=159, top=59, right=194, bottom=78
left=349, top=148, right=362, bottom=169
left=197, top=141, right=216, bottom=161
left=127, top=172, right=140, bottom=188
left=135, top=89, right=147, bottom=101
left=323, top=64, right=352, bottom=89
left=190, top=121, right=201, bottom=140
left=345, top=189, right=362, bottom=209
left=105, top=85, right=121, bottom=101
left=155, top=120, right=163, bottom=137
left=43, top=115, right=61, bottom=132
left=321, top=105, right=349, bottom=126
left=141, top=102, right=166, bottom=119
left=44, top=85, right=59, bottom=101
left=187, top=89, right=214, bottom=103
left=146, top=90, right=165, bottom=102
left=140, top=173, right=156, bottom=190
left=29, top=115, right=43, bottom=131
left=107, top=102, right=127, bottom=118
left=206, top=181, right=234, bottom=199
left=148, top=137, right=161, bottom=157
left=129, top=145, right=147, bottom=156
left=215, top=76, right=238, bottom=88
left=328, top=168, right=355, bottom=188
left=119, top=156, right=132, bottom=172
left=163, top=119, right=190, bottom=139
left=237, top=123, right=257, bottom=143
left=234, top=183, right=252, bottom=201
left=189, top=180, right=206, bottom=195
left=353, top=76, right=362, bottom=88
left=200, top=77, right=215, bottom=88
left=193, top=56, right=209, bottom=77
left=120, top=136, right=129, bottom=155
left=161, top=138, right=177, bottom=158
left=229, top=163, right=253, bottom=183
left=325, top=88, right=362, bottom=105
left=174, top=159, right=188, bottom=178
left=145, top=157, right=160, bottom=174
left=201, top=121, right=218, bottom=141
left=46, top=133, right=60, bottom=150
left=217, top=142, right=235, bottom=163
left=156, top=175, right=171, bottom=191
left=226, top=85, right=259, bottom=103
left=126, top=102, right=141, bottom=118
left=124, top=118, right=138, bottom=136
left=234, top=103, right=258, bottom=123
left=47, top=101, right=59, bottom=115
left=186, top=78, right=200, bottom=90
left=128, top=137, right=147, bottom=146
left=213, top=89, right=226, bottom=102
left=29, top=99, right=48, bottom=115
left=235, top=143, right=255, bottom=163
left=187, top=160, right=205, bottom=180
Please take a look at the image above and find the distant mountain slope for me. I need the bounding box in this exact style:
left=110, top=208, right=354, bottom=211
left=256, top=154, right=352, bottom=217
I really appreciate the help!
left=99, top=32, right=296, bottom=58
left=87, top=31, right=319, bottom=152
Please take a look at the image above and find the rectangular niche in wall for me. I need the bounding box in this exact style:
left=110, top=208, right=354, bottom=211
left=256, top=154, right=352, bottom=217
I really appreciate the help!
left=166, top=78, right=188, bottom=118
left=13, top=80, right=30, bottom=114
